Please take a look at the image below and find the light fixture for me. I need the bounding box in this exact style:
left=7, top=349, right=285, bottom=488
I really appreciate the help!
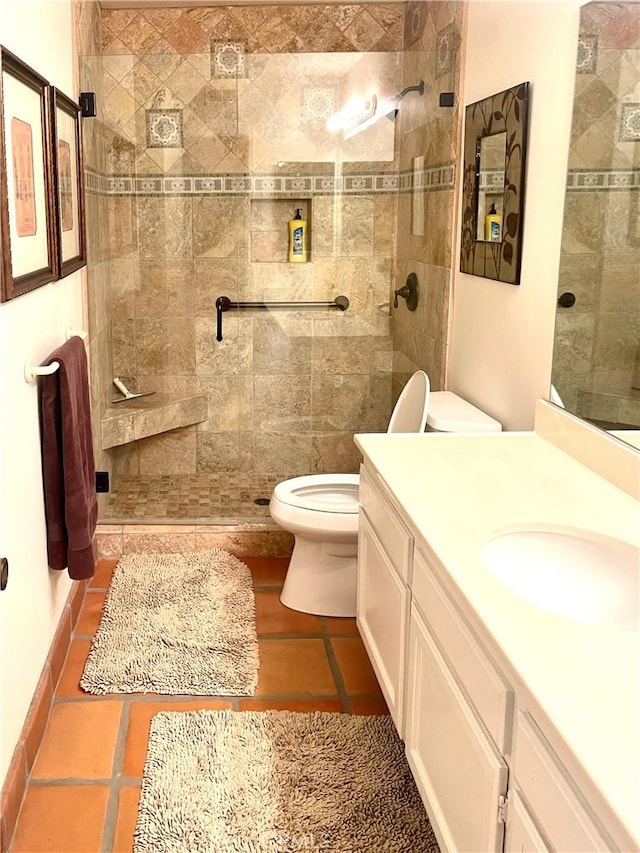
left=327, top=81, right=425, bottom=140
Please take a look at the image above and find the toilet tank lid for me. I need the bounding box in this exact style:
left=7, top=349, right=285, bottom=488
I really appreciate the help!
left=426, top=391, right=503, bottom=432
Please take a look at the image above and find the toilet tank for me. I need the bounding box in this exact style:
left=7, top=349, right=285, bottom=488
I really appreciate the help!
left=426, top=391, right=502, bottom=433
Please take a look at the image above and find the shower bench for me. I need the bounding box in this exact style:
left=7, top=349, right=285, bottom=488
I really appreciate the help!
left=101, top=392, right=208, bottom=449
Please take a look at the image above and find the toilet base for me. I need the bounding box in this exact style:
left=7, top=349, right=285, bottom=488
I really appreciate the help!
left=280, top=535, right=357, bottom=617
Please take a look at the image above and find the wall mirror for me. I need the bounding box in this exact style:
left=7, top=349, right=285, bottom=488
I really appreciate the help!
left=460, top=82, right=530, bottom=285
left=551, top=1, right=639, bottom=444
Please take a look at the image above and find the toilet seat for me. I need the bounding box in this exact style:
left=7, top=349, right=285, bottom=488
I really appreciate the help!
left=273, top=474, right=359, bottom=514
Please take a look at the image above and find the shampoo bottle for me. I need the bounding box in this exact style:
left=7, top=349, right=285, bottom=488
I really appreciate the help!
left=288, top=208, right=307, bottom=263
left=484, top=203, right=502, bottom=242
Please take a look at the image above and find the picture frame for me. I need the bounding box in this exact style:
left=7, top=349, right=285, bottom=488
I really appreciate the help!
left=50, top=87, right=86, bottom=278
left=460, top=82, right=530, bottom=285
left=0, top=46, right=57, bottom=301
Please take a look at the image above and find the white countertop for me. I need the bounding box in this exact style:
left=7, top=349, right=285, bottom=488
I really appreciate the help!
left=355, top=430, right=640, bottom=848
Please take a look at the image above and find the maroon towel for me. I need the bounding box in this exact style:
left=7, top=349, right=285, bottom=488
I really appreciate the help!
left=40, top=336, right=97, bottom=580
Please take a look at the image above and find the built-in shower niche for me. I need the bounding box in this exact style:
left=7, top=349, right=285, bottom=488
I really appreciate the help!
left=250, top=198, right=311, bottom=263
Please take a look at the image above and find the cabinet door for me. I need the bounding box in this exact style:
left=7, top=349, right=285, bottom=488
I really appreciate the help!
left=356, top=511, right=409, bottom=736
left=405, top=605, right=508, bottom=853
left=504, top=790, right=551, bottom=853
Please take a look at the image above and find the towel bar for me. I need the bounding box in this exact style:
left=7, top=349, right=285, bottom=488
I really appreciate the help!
left=24, top=361, right=60, bottom=383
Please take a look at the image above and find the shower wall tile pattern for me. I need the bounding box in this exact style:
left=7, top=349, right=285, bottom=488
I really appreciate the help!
left=554, top=2, right=640, bottom=424
left=101, top=5, right=404, bottom=57
left=96, top=3, right=422, bottom=484
left=391, top=1, right=464, bottom=403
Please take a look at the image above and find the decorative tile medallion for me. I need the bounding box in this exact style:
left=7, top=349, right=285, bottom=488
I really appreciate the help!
left=211, top=39, right=247, bottom=78
left=146, top=109, right=183, bottom=148
left=436, top=23, right=457, bottom=78
left=302, top=86, right=337, bottom=122
left=619, top=103, right=640, bottom=142
left=576, top=34, right=598, bottom=74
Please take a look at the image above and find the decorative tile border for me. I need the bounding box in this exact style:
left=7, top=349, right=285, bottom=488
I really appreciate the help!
left=567, top=168, right=640, bottom=190
left=87, top=163, right=456, bottom=198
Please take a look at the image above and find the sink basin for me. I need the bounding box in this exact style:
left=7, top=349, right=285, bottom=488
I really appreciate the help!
left=482, top=528, right=639, bottom=631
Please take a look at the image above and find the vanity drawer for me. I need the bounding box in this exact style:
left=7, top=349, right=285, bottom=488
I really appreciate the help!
left=359, top=465, right=412, bottom=583
left=513, top=712, right=614, bottom=852
left=412, top=547, right=513, bottom=752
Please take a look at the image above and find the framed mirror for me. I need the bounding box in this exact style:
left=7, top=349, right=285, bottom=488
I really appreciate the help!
left=460, top=82, right=530, bottom=285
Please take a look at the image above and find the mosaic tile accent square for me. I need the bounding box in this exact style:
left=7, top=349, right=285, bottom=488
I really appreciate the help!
left=576, top=34, right=598, bottom=74
left=146, top=109, right=183, bottom=148
left=619, top=103, right=640, bottom=142
left=302, top=86, right=337, bottom=122
left=211, top=39, right=247, bottom=78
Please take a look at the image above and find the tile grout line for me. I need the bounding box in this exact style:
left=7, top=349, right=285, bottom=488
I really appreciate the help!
left=100, top=698, right=132, bottom=853
left=321, top=626, right=351, bottom=713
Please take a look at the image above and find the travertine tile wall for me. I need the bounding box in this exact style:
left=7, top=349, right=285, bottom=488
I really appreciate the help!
left=391, top=1, right=464, bottom=403
left=98, top=5, right=409, bottom=479
left=74, top=0, right=114, bottom=494
left=553, top=2, right=640, bottom=425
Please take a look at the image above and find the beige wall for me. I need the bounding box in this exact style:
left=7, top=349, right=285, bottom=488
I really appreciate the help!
left=0, top=0, right=85, bottom=784
left=449, top=1, right=581, bottom=430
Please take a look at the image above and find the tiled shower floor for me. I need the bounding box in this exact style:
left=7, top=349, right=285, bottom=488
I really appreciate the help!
left=101, top=473, right=289, bottom=522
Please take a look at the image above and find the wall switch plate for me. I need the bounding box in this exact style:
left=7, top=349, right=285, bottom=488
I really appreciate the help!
left=95, top=471, right=110, bottom=493
left=79, top=92, right=97, bottom=117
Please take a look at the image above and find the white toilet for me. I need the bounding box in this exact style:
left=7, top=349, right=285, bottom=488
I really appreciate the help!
left=270, top=377, right=501, bottom=618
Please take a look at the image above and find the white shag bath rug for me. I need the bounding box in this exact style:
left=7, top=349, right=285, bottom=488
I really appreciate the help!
left=134, top=710, right=439, bottom=853
left=80, top=549, right=258, bottom=695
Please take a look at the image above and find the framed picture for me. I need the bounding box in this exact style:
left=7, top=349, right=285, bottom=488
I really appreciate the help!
left=50, top=87, right=85, bottom=277
left=0, top=46, right=57, bottom=301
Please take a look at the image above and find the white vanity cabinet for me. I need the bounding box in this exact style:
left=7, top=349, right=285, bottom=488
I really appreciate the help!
left=405, top=547, right=512, bottom=853
left=356, top=459, right=626, bottom=853
left=356, top=466, right=412, bottom=735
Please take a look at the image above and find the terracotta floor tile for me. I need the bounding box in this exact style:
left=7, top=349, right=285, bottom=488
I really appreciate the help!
left=349, top=697, right=390, bottom=715
left=243, top=556, right=289, bottom=587
left=124, top=699, right=233, bottom=778
left=56, top=638, right=92, bottom=698
left=90, top=559, right=118, bottom=589
left=32, top=700, right=123, bottom=780
left=331, top=637, right=384, bottom=696
left=75, top=591, right=107, bottom=636
left=239, top=698, right=344, bottom=713
left=255, top=591, right=322, bottom=635
left=113, top=786, right=141, bottom=853
left=256, top=639, right=337, bottom=696
left=324, top=616, right=360, bottom=636
left=12, top=785, right=109, bottom=852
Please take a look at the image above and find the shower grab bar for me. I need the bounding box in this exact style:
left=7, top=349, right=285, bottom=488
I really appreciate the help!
left=214, top=295, right=349, bottom=342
